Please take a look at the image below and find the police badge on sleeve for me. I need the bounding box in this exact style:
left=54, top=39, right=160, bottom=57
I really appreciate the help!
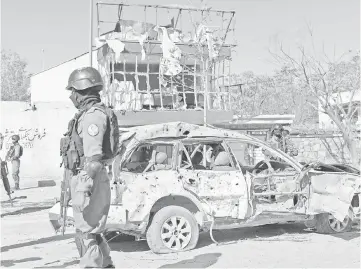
left=88, top=124, right=99, bottom=136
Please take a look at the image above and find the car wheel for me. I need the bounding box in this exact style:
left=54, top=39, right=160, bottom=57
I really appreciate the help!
left=146, top=205, right=199, bottom=254
left=315, top=213, right=352, bottom=234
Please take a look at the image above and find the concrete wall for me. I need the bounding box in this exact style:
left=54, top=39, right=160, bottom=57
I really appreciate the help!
left=318, top=91, right=361, bottom=129
left=291, top=135, right=356, bottom=164
left=230, top=133, right=356, bottom=166
left=0, top=101, right=76, bottom=183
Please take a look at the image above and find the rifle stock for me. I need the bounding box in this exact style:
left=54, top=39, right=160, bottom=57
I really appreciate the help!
left=60, top=168, right=71, bottom=235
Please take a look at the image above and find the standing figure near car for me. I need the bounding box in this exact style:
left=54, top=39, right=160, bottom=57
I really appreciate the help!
left=281, top=129, right=298, bottom=157
left=265, top=124, right=298, bottom=159
left=5, top=134, right=23, bottom=190
left=64, top=67, right=119, bottom=268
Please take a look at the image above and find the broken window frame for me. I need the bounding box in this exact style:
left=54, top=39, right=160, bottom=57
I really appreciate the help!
left=120, top=140, right=176, bottom=173
left=178, top=139, right=237, bottom=171
left=225, top=138, right=306, bottom=200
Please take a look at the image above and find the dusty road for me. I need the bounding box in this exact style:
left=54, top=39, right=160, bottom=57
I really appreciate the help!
left=1, top=205, right=360, bottom=268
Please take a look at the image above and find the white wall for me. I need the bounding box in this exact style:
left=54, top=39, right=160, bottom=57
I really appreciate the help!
left=318, top=91, right=361, bottom=129
left=1, top=101, right=77, bottom=182
left=30, top=51, right=98, bottom=104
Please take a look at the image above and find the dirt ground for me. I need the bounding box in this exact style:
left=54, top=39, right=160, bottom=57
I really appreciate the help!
left=1, top=186, right=360, bottom=268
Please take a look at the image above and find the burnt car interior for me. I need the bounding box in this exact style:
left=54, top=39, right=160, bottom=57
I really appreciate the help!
left=122, top=143, right=174, bottom=173
left=180, top=141, right=237, bottom=171
left=119, top=138, right=301, bottom=205
left=226, top=140, right=300, bottom=204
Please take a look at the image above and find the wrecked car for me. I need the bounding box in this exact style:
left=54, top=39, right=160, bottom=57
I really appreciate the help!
left=49, top=122, right=361, bottom=254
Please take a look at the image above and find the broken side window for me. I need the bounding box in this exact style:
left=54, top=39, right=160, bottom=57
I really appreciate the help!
left=227, top=140, right=297, bottom=174
left=227, top=140, right=300, bottom=204
left=180, top=141, right=236, bottom=171
left=122, top=143, right=174, bottom=173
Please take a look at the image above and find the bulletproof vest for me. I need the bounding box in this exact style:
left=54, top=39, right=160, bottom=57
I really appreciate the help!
left=60, top=111, right=86, bottom=172
left=92, top=103, right=120, bottom=160
left=60, top=103, right=119, bottom=172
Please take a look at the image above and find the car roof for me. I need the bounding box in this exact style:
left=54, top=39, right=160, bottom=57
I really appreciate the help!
left=120, top=122, right=256, bottom=142
left=119, top=122, right=303, bottom=171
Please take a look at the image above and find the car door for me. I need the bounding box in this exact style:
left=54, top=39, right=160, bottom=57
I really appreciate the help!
left=177, top=139, right=252, bottom=219
left=109, top=141, right=179, bottom=225
left=226, top=138, right=306, bottom=213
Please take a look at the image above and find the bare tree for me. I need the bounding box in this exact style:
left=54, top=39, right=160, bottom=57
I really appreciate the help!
left=270, top=41, right=360, bottom=166
left=1, top=50, right=30, bottom=101
left=229, top=70, right=317, bottom=123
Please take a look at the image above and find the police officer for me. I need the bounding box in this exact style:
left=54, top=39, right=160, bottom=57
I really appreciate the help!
left=66, top=67, right=115, bottom=268
left=5, top=134, right=22, bottom=190
left=266, top=124, right=298, bottom=157
left=282, top=129, right=298, bottom=157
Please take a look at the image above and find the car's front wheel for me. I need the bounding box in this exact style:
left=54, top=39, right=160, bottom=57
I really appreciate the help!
left=315, top=213, right=352, bottom=234
left=146, top=206, right=199, bottom=254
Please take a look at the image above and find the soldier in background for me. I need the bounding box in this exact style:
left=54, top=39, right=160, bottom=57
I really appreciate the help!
left=264, top=124, right=298, bottom=159
left=282, top=129, right=298, bottom=157
left=5, top=134, right=23, bottom=190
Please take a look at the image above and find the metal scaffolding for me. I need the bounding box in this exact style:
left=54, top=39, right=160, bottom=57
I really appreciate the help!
left=94, top=2, right=237, bottom=117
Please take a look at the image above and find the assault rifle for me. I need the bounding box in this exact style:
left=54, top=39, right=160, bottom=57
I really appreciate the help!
left=5, top=145, right=15, bottom=161
left=1, top=160, right=13, bottom=206
left=59, top=168, right=72, bottom=235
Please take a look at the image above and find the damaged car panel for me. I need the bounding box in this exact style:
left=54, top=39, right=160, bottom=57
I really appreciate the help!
left=178, top=140, right=252, bottom=219
left=49, top=122, right=361, bottom=253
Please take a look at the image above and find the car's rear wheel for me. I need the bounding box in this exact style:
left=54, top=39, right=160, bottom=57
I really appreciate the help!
left=315, top=213, right=352, bottom=234
left=146, top=206, right=199, bottom=254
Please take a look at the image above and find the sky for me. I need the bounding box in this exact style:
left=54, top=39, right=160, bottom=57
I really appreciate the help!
left=1, top=0, right=360, bottom=76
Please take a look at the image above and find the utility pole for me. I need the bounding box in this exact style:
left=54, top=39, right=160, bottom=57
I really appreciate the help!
left=89, top=0, right=94, bottom=67
left=203, top=60, right=208, bottom=126
left=42, top=49, right=45, bottom=71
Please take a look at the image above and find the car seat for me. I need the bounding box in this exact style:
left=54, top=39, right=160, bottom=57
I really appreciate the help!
left=154, top=152, right=172, bottom=170
left=212, top=151, right=234, bottom=171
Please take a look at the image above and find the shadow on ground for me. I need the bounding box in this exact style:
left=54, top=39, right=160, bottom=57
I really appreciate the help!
left=110, top=239, right=150, bottom=252
left=1, top=195, right=27, bottom=205
left=0, top=205, right=53, bottom=217
left=196, top=223, right=312, bottom=249
left=1, top=257, right=42, bottom=267
left=34, top=260, right=79, bottom=268
left=109, top=222, right=360, bottom=253
left=1, top=234, right=74, bottom=253
left=159, top=253, right=222, bottom=268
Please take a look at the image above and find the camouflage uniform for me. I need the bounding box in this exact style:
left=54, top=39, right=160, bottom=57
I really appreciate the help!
left=6, top=136, right=22, bottom=189
left=65, top=67, right=115, bottom=268
left=71, top=106, right=113, bottom=268
left=266, top=135, right=298, bottom=157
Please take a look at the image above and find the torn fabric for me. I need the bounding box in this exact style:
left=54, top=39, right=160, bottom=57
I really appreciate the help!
left=106, top=39, right=125, bottom=62
left=155, top=26, right=182, bottom=76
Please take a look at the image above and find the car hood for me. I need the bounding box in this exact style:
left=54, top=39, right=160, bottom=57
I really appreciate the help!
left=302, top=161, right=360, bottom=175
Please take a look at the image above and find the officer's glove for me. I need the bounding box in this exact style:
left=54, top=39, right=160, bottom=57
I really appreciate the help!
left=72, top=190, right=91, bottom=212
left=84, top=160, right=103, bottom=180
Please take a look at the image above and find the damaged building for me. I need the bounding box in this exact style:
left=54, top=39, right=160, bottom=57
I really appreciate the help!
left=31, top=3, right=238, bottom=127
left=12, top=3, right=238, bottom=181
